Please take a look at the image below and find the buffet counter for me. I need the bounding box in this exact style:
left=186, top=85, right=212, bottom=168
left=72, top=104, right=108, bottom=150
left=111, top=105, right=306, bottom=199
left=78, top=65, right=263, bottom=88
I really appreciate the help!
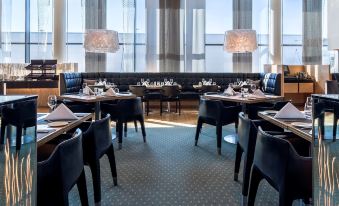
left=0, top=79, right=59, bottom=107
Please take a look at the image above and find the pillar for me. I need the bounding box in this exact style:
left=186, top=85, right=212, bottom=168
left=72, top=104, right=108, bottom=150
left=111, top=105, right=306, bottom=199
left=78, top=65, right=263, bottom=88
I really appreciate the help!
left=269, top=0, right=282, bottom=65
left=53, top=0, right=66, bottom=63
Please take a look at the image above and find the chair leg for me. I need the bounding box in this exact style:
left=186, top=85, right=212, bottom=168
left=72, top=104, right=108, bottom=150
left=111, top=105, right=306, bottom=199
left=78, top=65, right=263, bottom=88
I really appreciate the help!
left=195, top=118, right=203, bottom=146
left=242, top=155, right=253, bottom=197
left=117, top=121, right=123, bottom=149
left=333, top=116, right=338, bottom=141
left=77, top=169, right=89, bottom=206
left=234, top=143, right=243, bottom=181
left=134, top=120, right=138, bottom=132
left=176, top=101, right=178, bottom=113
left=124, top=122, right=127, bottom=137
left=160, top=100, right=163, bottom=116
left=138, top=116, right=146, bottom=142
left=216, top=123, right=222, bottom=155
left=106, top=144, right=118, bottom=186
left=146, top=100, right=149, bottom=116
left=179, top=99, right=181, bottom=115
left=0, top=120, right=7, bottom=144
left=16, top=126, right=23, bottom=151
left=247, top=166, right=263, bottom=206
left=89, top=160, right=101, bottom=203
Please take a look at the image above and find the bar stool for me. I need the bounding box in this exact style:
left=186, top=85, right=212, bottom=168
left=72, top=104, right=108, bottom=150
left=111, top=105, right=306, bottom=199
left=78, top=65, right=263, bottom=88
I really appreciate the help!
left=0, top=100, right=37, bottom=150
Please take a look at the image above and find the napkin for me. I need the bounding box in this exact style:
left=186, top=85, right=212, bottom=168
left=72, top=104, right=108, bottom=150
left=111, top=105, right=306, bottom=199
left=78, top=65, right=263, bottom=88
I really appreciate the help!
left=142, top=82, right=148, bottom=86
left=224, top=87, right=235, bottom=96
left=96, top=81, right=104, bottom=86
left=274, top=102, right=306, bottom=119
left=252, top=89, right=266, bottom=97
left=83, top=86, right=94, bottom=95
left=45, top=103, right=78, bottom=121
left=165, top=81, right=171, bottom=85
left=241, top=81, right=248, bottom=86
left=105, top=88, right=117, bottom=96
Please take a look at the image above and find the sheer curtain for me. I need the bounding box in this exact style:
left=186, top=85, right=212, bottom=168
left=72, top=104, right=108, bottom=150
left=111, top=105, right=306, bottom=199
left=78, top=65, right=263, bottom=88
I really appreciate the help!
left=122, top=0, right=136, bottom=72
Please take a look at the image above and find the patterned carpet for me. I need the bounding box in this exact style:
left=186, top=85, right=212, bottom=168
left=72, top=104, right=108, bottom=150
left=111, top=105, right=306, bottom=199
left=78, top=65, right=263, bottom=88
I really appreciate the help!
left=68, top=124, right=283, bottom=206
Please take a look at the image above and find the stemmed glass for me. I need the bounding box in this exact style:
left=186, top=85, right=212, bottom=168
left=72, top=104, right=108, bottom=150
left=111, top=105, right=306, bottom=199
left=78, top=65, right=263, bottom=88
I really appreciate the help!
left=170, top=78, right=174, bottom=85
left=250, top=84, right=256, bottom=93
left=304, top=97, right=312, bottom=118
left=141, top=78, right=144, bottom=84
left=47, top=95, right=57, bottom=111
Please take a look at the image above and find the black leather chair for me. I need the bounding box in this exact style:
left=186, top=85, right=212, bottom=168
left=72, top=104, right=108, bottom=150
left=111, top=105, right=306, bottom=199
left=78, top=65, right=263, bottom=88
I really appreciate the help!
left=195, top=97, right=242, bottom=155
left=0, top=100, right=37, bottom=150
left=37, top=129, right=89, bottom=206
left=200, top=85, right=219, bottom=93
left=247, top=128, right=312, bottom=206
left=326, top=80, right=339, bottom=94
left=129, top=85, right=150, bottom=115
left=80, top=115, right=118, bottom=203
left=160, top=85, right=181, bottom=115
left=101, top=97, right=146, bottom=149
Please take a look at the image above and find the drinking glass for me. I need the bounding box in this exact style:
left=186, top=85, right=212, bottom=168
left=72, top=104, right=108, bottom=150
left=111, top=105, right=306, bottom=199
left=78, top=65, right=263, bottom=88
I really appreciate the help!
left=137, top=82, right=141, bottom=86
left=209, top=79, right=212, bottom=83
left=164, top=78, right=167, bottom=83
left=213, top=82, right=216, bottom=85
left=114, top=88, right=119, bottom=93
left=47, top=95, right=57, bottom=111
left=94, top=88, right=99, bottom=95
left=79, top=89, right=83, bottom=96
left=250, top=84, right=256, bottom=92
left=147, top=78, right=150, bottom=83
left=82, top=83, right=87, bottom=89
left=228, top=83, right=234, bottom=88
left=141, top=78, right=145, bottom=84
left=240, top=88, right=245, bottom=97
left=170, top=78, right=174, bottom=84
left=304, top=97, right=312, bottom=118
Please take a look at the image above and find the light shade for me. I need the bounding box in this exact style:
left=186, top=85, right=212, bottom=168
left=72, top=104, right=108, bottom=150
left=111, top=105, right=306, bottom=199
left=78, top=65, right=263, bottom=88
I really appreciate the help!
left=84, top=29, right=120, bottom=53
left=224, top=29, right=258, bottom=53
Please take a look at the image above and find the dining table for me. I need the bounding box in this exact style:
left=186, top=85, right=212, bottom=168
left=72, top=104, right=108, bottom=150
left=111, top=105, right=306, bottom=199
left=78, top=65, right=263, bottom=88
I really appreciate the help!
left=204, top=93, right=284, bottom=144
left=257, top=111, right=312, bottom=142
left=58, top=93, right=136, bottom=120
left=37, top=113, right=92, bottom=148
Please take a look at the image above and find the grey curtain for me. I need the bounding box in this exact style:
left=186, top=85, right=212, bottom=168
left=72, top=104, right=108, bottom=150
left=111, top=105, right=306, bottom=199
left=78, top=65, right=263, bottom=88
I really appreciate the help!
left=302, top=0, right=322, bottom=65
left=232, top=0, right=253, bottom=73
left=146, top=0, right=184, bottom=72
left=85, top=0, right=107, bottom=72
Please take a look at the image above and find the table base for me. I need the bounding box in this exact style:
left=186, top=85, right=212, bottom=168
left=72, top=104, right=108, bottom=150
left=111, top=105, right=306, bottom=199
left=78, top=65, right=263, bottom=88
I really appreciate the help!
left=224, top=134, right=238, bottom=144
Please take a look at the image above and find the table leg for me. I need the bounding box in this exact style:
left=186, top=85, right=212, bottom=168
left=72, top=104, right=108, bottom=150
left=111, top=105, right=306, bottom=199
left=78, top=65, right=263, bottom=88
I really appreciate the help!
left=95, top=102, right=101, bottom=120
left=224, top=103, right=246, bottom=144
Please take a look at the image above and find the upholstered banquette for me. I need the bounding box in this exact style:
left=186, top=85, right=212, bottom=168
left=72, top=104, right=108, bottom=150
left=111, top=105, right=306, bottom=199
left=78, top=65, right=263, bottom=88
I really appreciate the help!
left=60, top=72, right=281, bottom=99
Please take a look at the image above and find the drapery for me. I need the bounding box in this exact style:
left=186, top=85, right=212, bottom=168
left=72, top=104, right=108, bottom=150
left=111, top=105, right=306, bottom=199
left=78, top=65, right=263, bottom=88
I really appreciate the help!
left=122, top=0, right=136, bottom=72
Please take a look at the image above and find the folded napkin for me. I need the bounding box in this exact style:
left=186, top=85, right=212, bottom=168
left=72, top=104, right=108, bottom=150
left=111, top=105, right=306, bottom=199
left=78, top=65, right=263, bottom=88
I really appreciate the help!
left=83, top=86, right=94, bottom=95
left=45, top=103, right=78, bottom=121
left=274, top=102, right=306, bottom=119
left=252, top=89, right=266, bottom=97
left=241, top=81, right=248, bottom=86
left=96, top=81, right=104, bottom=86
left=142, top=82, right=148, bottom=86
left=105, top=88, right=117, bottom=96
left=165, top=81, right=171, bottom=85
left=224, top=87, right=235, bottom=96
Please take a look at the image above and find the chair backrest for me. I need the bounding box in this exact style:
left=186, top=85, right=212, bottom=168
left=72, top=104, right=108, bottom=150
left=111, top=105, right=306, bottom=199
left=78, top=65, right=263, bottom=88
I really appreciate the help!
left=59, top=72, right=83, bottom=95
left=201, top=85, right=219, bottom=93
left=238, top=112, right=252, bottom=152
left=83, top=115, right=112, bottom=160
left=198, top=97, right=223, bottom=121
left=260, top=73, right=281, bottom=95
left=38, top=129, right=84, bottom=194
left=2, top=100, right=37, bottom=126
left=161, top=85, right=180, bottom=97
left=253, top=128, right=291, bottom=190
left=129, top=85, right=147, bottom=97
left=326, top=80, right=339, bottom=94
left=117, top=97, right=143, bottom=118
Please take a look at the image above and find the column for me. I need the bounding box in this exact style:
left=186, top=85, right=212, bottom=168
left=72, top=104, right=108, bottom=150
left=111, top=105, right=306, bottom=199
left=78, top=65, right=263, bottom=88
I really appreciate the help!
left=232, top=0, right=252, bottom=73
left=53, top=0, right=66, bottom=63
left=269, top=0, right=282, bottom=64
left=303, top=0, right=322, bottom=65
left=85, top=0, right=107, bottom=72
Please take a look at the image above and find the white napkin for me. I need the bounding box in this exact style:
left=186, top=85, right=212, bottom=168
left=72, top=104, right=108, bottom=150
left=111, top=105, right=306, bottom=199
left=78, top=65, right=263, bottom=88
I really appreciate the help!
left=96, top=81, right=104, bottom=86
left=165, top=81, right=171, bottom=85
left=105, top=88, right=117, bottom=96
left=83, top=86, right=94, bottom=95
left=142, top=82, right=148, bottom=86
left=274, top=102, right=306, bottom=119
left=252, top=89, right=266, bottom=97
left=241, top=81, right=248, bottom=86
left=224, top=87, right=235, bottom=96
left=45, top=103, right=78, bottom=121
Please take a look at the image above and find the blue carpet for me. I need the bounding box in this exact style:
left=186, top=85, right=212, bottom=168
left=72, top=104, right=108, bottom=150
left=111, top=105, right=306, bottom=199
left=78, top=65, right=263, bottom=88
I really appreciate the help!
left=68, top=124, right=283, bottom=205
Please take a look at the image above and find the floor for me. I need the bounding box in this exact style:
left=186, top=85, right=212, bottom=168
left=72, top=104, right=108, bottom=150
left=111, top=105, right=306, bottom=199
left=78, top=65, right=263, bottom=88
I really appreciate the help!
left=64, top=107, right=303, bottom=206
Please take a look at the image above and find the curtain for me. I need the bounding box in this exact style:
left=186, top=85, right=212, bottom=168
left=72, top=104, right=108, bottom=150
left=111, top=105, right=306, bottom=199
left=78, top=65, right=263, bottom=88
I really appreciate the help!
left=302, top=0, right=322, bottom=65
left=232, top=0, right=252, bottom=73
left=122, top=0, right=136, bottom=72
left=1, top=0, right=12, bottom=64
left=37, top=0, right=52, bottom=59
left=146, top=0, right=184, bottom=72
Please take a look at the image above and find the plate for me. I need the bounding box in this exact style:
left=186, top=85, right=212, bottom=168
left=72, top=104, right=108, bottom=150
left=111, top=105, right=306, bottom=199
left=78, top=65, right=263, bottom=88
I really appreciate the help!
left=48, top=121, right=69, bottom=127
left=291, top=122, right=312, bottom=128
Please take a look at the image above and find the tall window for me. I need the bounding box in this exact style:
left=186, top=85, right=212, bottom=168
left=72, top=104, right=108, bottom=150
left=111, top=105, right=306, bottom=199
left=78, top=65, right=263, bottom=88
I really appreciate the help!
left=282, top=0, right=302, bottom=65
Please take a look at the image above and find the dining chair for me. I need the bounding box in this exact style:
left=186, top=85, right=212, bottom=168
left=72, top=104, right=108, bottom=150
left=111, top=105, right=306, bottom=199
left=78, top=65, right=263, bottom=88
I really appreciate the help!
left=0, top=100, right=37, bottom=150
left=160, top=85, right=181, bottom=115
left=195, top=97, right=242, bottom=155
left=129, top=85, right=150, bottom=116
left=200, top=85, right=219, bottom=93
left=80, top=114, right=118, bottom=203
left=247, top=127, right=312, bottom=206
left=37, top=129, right=89, bottom=206
left=101, top=97, right=146, bottom=149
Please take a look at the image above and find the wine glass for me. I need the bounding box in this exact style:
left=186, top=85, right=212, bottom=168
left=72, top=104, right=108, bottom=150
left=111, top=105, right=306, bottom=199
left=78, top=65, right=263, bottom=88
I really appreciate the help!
left=250, top=84, right=256, bottom=93
left=304, top=97, right=312, bottom=118
left=82, top=83, right=87, bottom=89
left=170, top=78, right=174, bottom=84
left=228, top=83, right=234, bottom=88
left=141, top=78, right=144, bottom=84
left=47, top=95, right=57, bottom=111
left=164, top=78, right=168, bottom=83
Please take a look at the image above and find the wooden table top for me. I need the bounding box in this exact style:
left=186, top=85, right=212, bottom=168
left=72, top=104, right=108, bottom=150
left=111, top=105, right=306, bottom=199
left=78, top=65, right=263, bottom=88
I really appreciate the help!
left=145, top=85, right=182, bottom=90
left=258, top=111, right=312, bottom=142
left=204, top=93, right=284, bottom=104
left=193, top=85, right=221, bottom=89
left=58, top=93, right=136, bottom=103
left=37, top=113, right=92, bottom=147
